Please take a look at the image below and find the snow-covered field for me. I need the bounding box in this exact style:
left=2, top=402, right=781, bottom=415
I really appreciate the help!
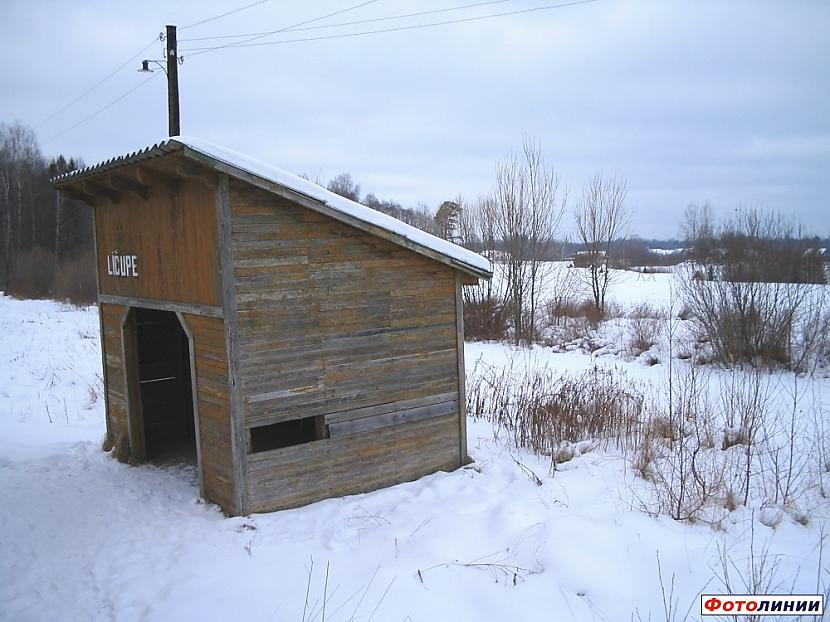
left=1, top=271, right=829, bottom=621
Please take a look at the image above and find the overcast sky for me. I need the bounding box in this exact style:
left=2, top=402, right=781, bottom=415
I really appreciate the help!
left=2, top=0, right=828, bottom=238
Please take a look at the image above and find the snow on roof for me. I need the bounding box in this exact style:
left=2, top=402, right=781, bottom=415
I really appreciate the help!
left=175, top=137, right=491, bottom=276
left=54, top=136, right=491, bottom=277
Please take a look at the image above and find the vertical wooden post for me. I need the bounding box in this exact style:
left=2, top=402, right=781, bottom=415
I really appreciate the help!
left=217, top=173, right=248, bottom=515
left=176, top=312, right=205, bottom=499
left=121, top=307, right=145, bottom=463
left=166, top=25, right=180, bottom=136
left=91, top=208, right=112, bottom=444
left=455, top=271, right=469, bottom=464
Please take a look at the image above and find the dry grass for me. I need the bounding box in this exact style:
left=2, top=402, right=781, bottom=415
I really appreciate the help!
left=50, top=252, right=96, bottom=304
left=467, top=358, right=644, bottom=468
left=7, top=246, right=55, bottom=299
left=6, top=247, right=96, bottom=305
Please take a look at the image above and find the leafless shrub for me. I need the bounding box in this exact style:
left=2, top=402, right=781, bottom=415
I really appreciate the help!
left=629, top=304, right=664, bottom=357
left=677, top=305, right=692, bottom=321
left=542, top=266, right=580, bottom=327
left=636, top=363, right=731, bottom=524
left=631, top=553, right=698, bottom=622
left=84, top=382, right=100, bottom=410
left=678, top=206, right=829, bottom=370
left=467, top=358, right=644, bottom=469
left=636, top=357, right=825, bottom=525
left=628, top=302, right=660, bottom=320
left=752, top=375, right=813, bottom=519
left=545, top=298, right=604, bottom=326
left=677, top=262, right=827, bottom=370
left=6, top=245, right=96, bottom=305
left=463, top=287, right=509, bottom=341
left=542, top=294, right=609, bottom=350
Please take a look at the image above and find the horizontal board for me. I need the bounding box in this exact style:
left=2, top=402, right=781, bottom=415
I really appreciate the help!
left=327, top=400, right=458, bottom=437
left=324, top=391, right=458, bottom=424
left=246, top=414, right=461, bottom=512
left=244, top=378, right=458, bottom=426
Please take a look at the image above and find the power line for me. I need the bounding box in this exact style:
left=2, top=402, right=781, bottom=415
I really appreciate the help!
left=178, top=0, right=510, bottom=42
left=35, top=36, right=160, bottom=129
left=180, top=0, right=269, bottom=31
left=42, top=72, right=161, bottom=145
left=37, top=1, right=383, bottom=142
left=182, top=0, right=598, bottom=54
left=35, top=0, right=270, bottom=132
left=185, top=0, right=383, bottom=58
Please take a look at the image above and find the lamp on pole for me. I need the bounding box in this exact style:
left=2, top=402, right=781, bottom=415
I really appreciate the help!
left=139, top=25, right=181, bottom=137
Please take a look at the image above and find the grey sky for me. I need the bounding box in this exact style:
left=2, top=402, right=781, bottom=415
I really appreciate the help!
left=2, top=0, right=828, bottom=238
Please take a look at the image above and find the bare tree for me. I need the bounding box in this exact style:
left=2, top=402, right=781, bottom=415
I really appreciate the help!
left=573, top=173, right=629, bottom=315
left=0, top=122, right=46, bottom=289
left=681, top=202, right=715, bottom=262
left=326, top=172, right=360, bottom=202
left=493, top=137, right=567, bottom=344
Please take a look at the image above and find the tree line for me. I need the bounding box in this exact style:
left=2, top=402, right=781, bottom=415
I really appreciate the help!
left=0, top=121, right=95, bottom=301
left=2, top=120, right=825, bottom=327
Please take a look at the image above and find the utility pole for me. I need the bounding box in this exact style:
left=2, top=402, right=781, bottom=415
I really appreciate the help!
left=166, top=25, right=180, bottom=136
left=139, top=25, right=181, bottom=136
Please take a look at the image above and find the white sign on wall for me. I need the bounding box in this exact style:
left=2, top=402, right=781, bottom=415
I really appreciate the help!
left=107, top=251, right=139, bottom=278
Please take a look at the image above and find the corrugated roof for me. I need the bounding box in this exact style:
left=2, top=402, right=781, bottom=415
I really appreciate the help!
left=52, top=137, right=492, bottom=278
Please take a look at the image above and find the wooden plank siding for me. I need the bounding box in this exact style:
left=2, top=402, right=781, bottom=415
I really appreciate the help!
left=94, top=176, right=221, bottom=307
left=100, top=303, right=129, bottom=445
left=228, top=181, right=466, bottom=512
left=99, top=303, right=236, bottom=513
left=183, top=313, right=237, bottom=515
left=246, top=414, right=461, bottom=513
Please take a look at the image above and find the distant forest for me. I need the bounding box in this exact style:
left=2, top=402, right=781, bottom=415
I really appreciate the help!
left=0, top=122, right=94, bottom=301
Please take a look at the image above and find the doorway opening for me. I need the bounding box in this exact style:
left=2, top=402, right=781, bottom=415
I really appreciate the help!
left=134, top=308, right=196, bottom=466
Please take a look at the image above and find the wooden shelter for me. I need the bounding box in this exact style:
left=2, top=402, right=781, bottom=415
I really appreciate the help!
left=52, top=137, right=491, bottom=516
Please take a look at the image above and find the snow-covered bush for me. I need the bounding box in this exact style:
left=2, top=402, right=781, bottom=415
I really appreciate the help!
left=636, top=360, right=821, bottom=525
left=627, top=303, right=664, bottom=357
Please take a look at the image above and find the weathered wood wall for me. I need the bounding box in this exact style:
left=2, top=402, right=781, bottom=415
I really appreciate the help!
left=229, top=181, right=465, bottom=512
left=100, top=303, right=129, bottom=446
left=183, top=313, right=236, bottom=514
left=92, top=169, right=237, bottom=514
left=94, top=175, right=221, bottom=307
left=86, top=158, right=471, bottom=516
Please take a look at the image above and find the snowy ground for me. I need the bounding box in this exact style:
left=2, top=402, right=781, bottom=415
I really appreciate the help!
left=1, top=274, right=829, bottom=621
